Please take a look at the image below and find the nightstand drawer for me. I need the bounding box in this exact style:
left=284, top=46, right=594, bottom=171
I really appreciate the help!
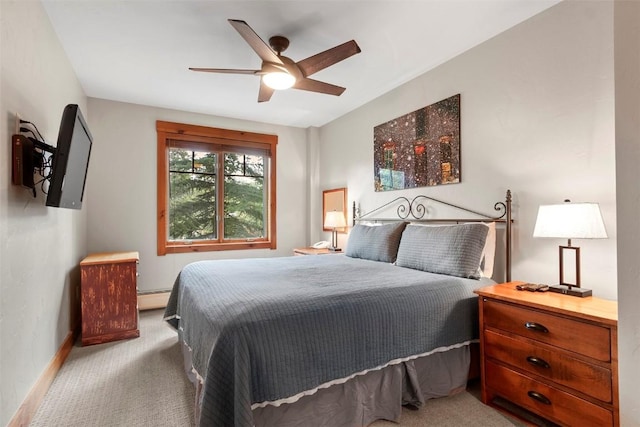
left=484, top=330, right=612, bottom=402
left=483, top=299, right=611, bottom=362
left=486, top=360, right=613, bottom=427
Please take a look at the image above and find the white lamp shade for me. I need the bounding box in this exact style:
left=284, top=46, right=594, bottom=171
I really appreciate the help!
left=324, top=211, right=347, bottom=228
left=263, top=72, right=296, bottom=90
left=533, top=202, right=607, bottom=239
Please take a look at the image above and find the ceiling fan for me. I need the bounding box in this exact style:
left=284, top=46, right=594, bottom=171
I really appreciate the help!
left=189, top=19, right=361, bottom=103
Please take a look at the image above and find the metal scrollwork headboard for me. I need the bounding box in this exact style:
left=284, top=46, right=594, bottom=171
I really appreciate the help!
left=353, top=190, right=513, bottom=281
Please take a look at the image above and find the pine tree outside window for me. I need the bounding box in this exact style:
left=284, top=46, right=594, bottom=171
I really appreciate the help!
left=157, top=121, right=277, bottom=254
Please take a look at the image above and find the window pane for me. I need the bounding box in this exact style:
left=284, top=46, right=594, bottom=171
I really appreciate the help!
left=192, top=151, right=216, bottom=174
left=169, top=148, right=193, bottom=172
left=245, top=155, right=264, bottom=177
left=223, top=153, right=266, bottom=239
left=169, top=148, right=217, bottom=240
left=224, top=152, right=244, bottom=176
left=169, top=148, right=216, bottom=174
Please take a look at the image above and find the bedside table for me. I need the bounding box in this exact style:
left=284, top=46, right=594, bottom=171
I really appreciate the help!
left=293, top=247, right=337, bottom=255
left=475, top=281, right=618, bottom=426
left=80, top=252, right=140, bottom=346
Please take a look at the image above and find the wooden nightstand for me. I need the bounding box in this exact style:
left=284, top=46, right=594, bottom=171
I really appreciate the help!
left=475, top=282, right=618, bottom=426
left=293, top=247, right=341, bottom=255
left=80, top=252, right=140, bottom=346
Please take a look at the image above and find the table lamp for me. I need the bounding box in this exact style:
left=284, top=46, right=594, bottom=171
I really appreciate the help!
left=324, top=211, right=347, bottom=252
left=533, top=200, right=607, bottom=297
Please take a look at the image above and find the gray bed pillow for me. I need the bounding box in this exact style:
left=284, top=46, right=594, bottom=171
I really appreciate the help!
left=345, top=222, right=408, bottom=263
left=396, top=223, right=489, bottom=279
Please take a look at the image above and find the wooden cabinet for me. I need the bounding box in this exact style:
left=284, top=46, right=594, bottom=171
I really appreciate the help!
left=80, top=252, right=140, bottom=346
left=475, top=282, right=618, bottom=426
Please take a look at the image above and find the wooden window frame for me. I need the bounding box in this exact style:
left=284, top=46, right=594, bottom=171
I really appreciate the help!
left=157, top=120, right=277, bottom=255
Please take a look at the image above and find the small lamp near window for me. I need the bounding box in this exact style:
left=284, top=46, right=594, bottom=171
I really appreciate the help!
left=324, top=211, right=347, bottom=252
left=533, top=200, right=608, bottom=297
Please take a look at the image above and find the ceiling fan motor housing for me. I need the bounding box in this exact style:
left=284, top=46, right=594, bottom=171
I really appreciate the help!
left=269, top=36, right=290, bottom=54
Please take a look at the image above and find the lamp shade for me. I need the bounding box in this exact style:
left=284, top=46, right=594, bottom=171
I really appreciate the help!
left=533, top=202, right=607, bottom=239
left=324, top=211, right=347, bottom=229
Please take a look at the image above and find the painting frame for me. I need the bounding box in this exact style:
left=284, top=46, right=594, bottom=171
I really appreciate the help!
left=373, top=94, right=461, bottom=192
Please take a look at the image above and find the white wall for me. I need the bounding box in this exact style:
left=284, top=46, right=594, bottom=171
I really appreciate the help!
left=86, top=99, right=309, bottom=292
left=614, top=1, right=640, bottom=424
left=306, top=126, right=322, bottom=245
left=0, top=1, right=88, bottom=424
left=318, top=1, right=617, bottom=299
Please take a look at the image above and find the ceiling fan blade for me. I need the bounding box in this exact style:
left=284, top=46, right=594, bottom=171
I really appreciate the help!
left=296, top=40, right=361, bottom=77
left=258, top=80, right=275, bottom=103
left=228, top=19, right=284, bottom=65
left=293, top=78, right=346, bottom=96
left=189, top=67, right=259, bottom=74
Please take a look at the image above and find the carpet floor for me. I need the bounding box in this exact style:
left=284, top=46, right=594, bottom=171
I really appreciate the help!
left=30, top=310, right=521, bottom=426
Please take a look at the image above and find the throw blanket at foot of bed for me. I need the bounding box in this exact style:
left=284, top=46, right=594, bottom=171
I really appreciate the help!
left=164, top=255, right=491, bottom=427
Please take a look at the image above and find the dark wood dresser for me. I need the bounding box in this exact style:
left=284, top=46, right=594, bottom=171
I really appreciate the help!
left=475, top=282, right=618, bottom=426
left=80, top=251, right=140, bottom=346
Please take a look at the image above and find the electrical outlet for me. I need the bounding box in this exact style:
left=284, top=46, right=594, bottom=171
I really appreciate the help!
left=14, top=113, right=21, bottom=134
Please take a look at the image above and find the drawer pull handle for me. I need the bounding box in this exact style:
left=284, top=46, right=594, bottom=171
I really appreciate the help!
left=527, top=390, right=551, bottom=405
left=525, top=322, right=549, bottom=333
left=526, top=356, right=550, bottom=369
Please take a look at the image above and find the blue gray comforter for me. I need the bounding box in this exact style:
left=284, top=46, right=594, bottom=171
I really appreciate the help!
left=164, top=255, right=491, bottom=427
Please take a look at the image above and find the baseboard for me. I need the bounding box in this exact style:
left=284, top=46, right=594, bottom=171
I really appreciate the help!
left=138, top=291, right=170, bottom=311
left=8, top=328, right=77, bottom=427
left=6, top=289, right=162, bottom=425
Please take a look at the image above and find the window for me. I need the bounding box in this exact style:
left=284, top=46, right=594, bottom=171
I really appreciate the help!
left=157, top=121, right=277, bottom=255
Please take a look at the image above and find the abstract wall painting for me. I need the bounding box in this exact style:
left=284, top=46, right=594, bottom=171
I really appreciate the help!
left=373, top=94, right=461, bottom=192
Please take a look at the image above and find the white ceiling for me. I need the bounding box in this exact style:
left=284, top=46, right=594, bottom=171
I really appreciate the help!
left=42, top=1, right=560, bottom=128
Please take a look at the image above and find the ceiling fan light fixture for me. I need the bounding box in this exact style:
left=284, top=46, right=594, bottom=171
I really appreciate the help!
left=191, top=20, right=361, bottom=102
left=263, top=71, right=296, bottom=90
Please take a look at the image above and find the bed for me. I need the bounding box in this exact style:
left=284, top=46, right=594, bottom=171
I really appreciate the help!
left=164, top=191, right=513, bottom=427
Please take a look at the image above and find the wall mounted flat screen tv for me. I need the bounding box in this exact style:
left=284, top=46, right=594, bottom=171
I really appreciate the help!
left=46, top=104, right=93, bottom=210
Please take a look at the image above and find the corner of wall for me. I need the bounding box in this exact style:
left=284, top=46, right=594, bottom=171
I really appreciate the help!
left=306, top=126, right=321, bottom=245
